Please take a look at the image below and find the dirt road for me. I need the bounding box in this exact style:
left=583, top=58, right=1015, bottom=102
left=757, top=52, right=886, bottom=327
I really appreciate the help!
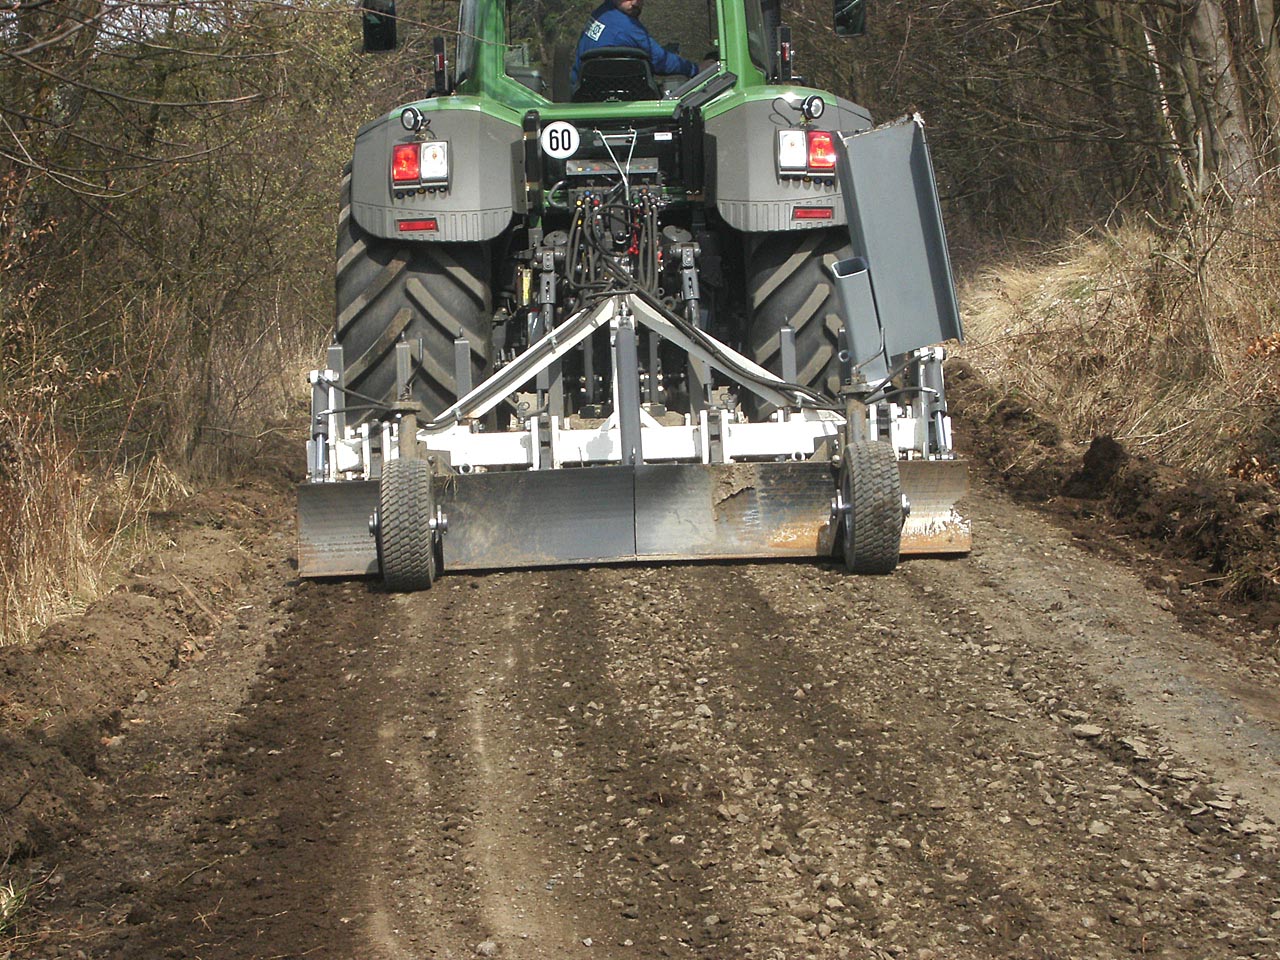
left=8, top=480, right=1280, bottom=959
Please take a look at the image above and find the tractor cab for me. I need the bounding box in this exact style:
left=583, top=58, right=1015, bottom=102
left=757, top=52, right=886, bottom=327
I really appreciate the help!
left=365, top=0, right=865, bottom=105
left=501, top=0, right=723, bottom=102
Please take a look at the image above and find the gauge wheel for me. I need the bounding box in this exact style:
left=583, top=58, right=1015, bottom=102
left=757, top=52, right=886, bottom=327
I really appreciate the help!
left=378, top=457, right=437, bottom=591
left=838, top=440, right=903, bottom=574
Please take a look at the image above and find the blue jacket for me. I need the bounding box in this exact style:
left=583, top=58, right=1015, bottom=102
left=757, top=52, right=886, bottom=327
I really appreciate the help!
left=571, top=2, right=698, bottom=86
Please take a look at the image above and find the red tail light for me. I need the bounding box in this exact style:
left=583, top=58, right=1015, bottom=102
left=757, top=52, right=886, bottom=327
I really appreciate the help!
left=397, top=218, right=438, bottom=232
left=392, top=143, right=420, bottom=183
left=807, top=130, right=837, bottom=173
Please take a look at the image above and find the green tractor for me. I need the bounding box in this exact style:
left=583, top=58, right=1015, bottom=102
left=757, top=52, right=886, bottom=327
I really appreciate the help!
left=299, top=0, right=969, bottom=590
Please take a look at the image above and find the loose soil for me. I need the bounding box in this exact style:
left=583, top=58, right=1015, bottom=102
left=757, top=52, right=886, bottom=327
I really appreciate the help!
left=4, top=367, right=1280, bottom=959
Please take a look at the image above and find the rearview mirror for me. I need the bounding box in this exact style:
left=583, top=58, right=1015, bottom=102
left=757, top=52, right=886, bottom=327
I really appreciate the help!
left=361, top=0, right=397, bottom=52
left=834, top=0, right=866, bottom=37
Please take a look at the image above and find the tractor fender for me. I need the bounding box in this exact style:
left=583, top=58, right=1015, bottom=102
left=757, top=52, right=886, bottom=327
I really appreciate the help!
left=705, top=95, right=872, bottom=232
left=349, top=107, right=520, bottom=243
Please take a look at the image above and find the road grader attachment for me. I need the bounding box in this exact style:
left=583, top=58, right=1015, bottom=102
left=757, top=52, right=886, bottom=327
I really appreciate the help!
left=298, top=0, right=969, bottom=589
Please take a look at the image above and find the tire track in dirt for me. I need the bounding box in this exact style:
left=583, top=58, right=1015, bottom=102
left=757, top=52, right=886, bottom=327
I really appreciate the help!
left=739, top=554, right=1280, bottom=958
left=17, top=482, right=1280, bottom=960
left=583, top=563, right=1058, bottom=958
left=571, top=557, right=1280, bottom=959
left=341, top=585, right=484, bottom=959
left=393, top=573, right=613, bottom=958
left=360, top=569, right=728, bottom=958
left=477, top=567, right=741, bottom=956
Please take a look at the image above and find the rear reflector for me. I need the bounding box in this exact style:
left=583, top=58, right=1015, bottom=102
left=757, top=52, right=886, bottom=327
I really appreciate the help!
left=807, top=130, right=837, bottom=173
left=392, top=142, right=420, bottom=183
left=793, top=206, right=834, bottom=220
left=397, top=218, right=438, bottom=232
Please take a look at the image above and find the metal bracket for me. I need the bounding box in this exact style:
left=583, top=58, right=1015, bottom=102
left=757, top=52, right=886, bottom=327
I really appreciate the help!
left=679, top=244, right=700, bottom=303
left=780, top=325, right=797, bottom=386
left=422, top=293, right=799, bottom=433
left=612, top=311, right=643, bottom=466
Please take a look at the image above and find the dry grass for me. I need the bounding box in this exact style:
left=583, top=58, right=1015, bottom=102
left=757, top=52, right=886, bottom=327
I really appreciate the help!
left=0, top=406, right=188, bottom=646
left=0, top=289, right=321, bottom=647
left=958, top=202, right=1280, bottom=484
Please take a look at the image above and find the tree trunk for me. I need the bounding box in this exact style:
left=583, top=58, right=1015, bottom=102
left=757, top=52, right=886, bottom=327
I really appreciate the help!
left=1138, top=7, right=1196, bottom=207
left=1251, top=0, right=1280, bottom=155
left=1185, top=0, right=1260, bottom=195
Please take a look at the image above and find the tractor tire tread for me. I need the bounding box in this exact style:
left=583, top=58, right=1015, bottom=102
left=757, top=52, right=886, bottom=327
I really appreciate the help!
left=745, top=229, right=852, bottom=419
left=335, top=163, right=491, bottom=424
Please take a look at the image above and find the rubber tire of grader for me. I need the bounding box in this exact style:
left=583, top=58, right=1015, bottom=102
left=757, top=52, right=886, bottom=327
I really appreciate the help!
left=744, top=229, right=853, bottom=420
left=378, top=457, right=437, bottom=591
left=335, top=163, right=492, bottom=425
left=840, top=440, right=903, bottom=575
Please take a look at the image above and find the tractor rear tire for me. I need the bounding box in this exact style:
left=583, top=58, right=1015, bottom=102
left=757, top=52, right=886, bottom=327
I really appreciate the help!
left=839, top=440, right=902, bottom=575
left=378, top=457, right=437, bottom=591
left=335, top=164, right=492, bottom=425
left=744, top=229, right=852, bottom=420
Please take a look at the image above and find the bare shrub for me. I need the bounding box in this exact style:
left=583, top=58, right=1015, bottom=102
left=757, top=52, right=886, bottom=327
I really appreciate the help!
left=0, top=3, right=388, bottom=641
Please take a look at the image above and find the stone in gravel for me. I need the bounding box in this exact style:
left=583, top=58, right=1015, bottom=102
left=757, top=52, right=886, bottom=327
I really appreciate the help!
left=1071, top=724, right=1104, bottom=739
left=475, top=942, right=499, bottom=957
left=715, top=803, right=744, bottom=821
left=695, top=704, right=713, bottom=719
left=703, top=915, right=721, bottom=927
left=1087, top=820, right=1111, bottom=836
left=791, top=903, right=819, bottom=921
left=761, top=837, right=791, bottom=856
left=1120, top=736, right=1152, bottom=759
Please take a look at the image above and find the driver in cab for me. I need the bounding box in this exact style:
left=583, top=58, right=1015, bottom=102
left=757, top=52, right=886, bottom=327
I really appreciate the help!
left=571, top=0, right=700, bottom=86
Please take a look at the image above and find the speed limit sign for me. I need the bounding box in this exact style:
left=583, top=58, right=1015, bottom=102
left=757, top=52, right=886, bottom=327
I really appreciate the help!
left=539, top=121, right=580, bottom=159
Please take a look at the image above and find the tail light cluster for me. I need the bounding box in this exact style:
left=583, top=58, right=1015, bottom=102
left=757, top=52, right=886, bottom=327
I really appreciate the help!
left=391, top=140, right=450, bottom=195
left=776, top=129, right=838, bottom=179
